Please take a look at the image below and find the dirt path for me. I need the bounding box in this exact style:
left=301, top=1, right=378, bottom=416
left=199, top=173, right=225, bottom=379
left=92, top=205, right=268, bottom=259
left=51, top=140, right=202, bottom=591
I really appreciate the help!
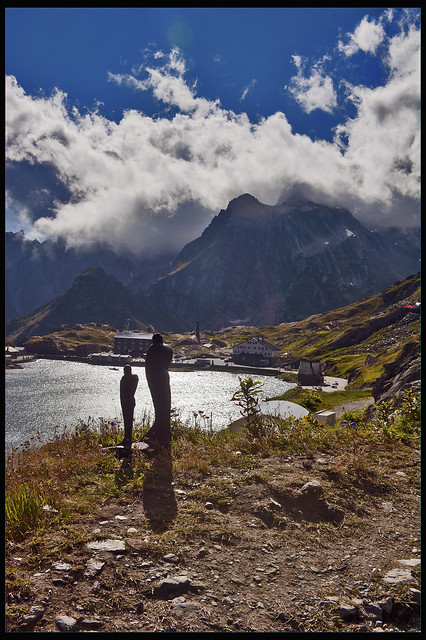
left=6, top=445, right=420, bottom=633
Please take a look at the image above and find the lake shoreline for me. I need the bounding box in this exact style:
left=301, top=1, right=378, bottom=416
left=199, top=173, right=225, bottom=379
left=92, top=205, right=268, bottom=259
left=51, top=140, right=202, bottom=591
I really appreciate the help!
left=33, top=353, right=286, bottom=378
left=6, top=359, right=292, bottom=452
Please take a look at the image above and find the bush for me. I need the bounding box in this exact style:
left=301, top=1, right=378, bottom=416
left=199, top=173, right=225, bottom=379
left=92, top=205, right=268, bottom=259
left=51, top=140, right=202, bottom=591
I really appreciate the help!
left=231, top=376, right=263, bottom=421
left=297, top=390, right=323, bottom=411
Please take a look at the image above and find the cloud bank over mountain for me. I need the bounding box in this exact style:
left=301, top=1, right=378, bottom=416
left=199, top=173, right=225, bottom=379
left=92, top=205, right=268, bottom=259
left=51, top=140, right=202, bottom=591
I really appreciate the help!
left=5, top=9, right=420, bottom=256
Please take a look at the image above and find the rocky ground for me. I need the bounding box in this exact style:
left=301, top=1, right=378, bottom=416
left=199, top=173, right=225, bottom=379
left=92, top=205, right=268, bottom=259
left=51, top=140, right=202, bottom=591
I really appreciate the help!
left=6, top=441, right=420, bottom=634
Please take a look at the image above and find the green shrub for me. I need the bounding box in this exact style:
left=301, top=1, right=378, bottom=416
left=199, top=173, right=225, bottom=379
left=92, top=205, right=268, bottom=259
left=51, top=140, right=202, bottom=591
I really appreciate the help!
left=297, top=390, right=323, bottom=411
left=231, top=376, right=263, bottom=420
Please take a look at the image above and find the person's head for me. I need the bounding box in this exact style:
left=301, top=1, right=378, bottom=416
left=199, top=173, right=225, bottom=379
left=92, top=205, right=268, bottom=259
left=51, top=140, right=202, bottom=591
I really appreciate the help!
left=123, top=365, right=132, bottom=375
left=152, top=333, right=163, bottom=345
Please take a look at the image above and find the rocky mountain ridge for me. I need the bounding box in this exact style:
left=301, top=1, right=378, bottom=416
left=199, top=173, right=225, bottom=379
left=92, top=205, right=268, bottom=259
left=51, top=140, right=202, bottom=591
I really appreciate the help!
left=5, top=231, right=172, bottom=321
left=144, top=195, right=420, bottom=330
left=5, top=195, right=420, bottom=333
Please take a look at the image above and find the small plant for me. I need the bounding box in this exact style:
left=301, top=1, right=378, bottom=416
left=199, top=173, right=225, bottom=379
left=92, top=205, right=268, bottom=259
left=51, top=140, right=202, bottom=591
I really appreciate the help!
left=339, top=409, right=370, bottom=456
left=297, top=390, right=323, bottom=412
left=231, top=376, right=264, bottom=438
left=231, top=376, right=263, bottom=419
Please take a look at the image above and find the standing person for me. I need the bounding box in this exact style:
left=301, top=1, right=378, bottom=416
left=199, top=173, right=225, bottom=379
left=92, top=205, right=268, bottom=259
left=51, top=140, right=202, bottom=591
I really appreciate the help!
left=119, top=364, right=139, bottom=453
left=144, top=334, right=173, bottom=449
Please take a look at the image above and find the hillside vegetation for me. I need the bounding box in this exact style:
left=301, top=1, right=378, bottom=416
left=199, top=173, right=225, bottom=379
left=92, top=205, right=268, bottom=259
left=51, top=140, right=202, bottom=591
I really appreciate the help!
left=19, top=323, right=117, bottom=357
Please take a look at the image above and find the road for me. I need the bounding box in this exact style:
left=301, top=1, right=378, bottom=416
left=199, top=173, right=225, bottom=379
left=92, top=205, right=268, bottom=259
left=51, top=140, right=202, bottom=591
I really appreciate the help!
left=172, top=358, right=349, bottom=390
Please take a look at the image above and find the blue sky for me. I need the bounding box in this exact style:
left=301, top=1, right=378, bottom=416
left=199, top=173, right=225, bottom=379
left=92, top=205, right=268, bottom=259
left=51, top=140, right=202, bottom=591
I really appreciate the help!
left=5, top=7, right=421, bottom=256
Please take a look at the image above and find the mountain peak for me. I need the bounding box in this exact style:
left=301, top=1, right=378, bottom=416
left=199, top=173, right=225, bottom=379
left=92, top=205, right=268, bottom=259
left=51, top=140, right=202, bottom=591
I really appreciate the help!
left=146, top=198, right=421, bottom=331
left=225, top=193, right=265, bottom=216
left=73, top=265, right=107, bottom=282
left=230, top=193, right=259, bottom=205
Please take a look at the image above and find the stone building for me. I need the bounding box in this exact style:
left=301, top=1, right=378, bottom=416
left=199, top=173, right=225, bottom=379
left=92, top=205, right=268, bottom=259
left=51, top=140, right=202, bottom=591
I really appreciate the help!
left=232, top=337, right=280, bottom=366
left=297, top=360, right=324, bottom=386
left=114, top=332, right=152, bottom=357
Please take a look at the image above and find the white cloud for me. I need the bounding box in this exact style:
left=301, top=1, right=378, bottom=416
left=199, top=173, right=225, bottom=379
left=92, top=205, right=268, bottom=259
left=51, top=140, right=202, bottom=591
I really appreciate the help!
left=387, top=22, right=420, bottom=77
left=109, top=46, right=219, bottom=118
left=334, top=23, right=420, bottom=211
left=287, top=55, right=337, bottom=114
left=5, top=16, right=420, bottom=255
left=240, top=79, right=256, bottom=101
left=338, top=15, right=385, bottom=56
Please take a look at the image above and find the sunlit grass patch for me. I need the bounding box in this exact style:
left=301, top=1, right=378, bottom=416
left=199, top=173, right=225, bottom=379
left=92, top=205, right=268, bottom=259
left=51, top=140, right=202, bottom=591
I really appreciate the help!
left=6, top=483, right=46, bottom=541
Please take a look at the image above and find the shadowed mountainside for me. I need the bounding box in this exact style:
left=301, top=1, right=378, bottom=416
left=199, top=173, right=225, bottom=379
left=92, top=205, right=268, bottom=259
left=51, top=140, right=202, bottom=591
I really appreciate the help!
left=144, top=195, right=420, bottom=330
left=5, top=266, right=151, bottom=344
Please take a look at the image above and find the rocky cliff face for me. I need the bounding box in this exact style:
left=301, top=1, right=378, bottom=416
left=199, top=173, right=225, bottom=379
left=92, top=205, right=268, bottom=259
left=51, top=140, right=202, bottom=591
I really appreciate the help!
left=145, top=195, right=420, bottom=331
left=5, top=266, right=151, bottom=344
left=371, top=340, right=420, bottom=406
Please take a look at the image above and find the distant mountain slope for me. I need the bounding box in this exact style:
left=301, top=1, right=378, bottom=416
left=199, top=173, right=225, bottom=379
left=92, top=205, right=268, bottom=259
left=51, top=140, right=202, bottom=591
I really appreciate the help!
left=145, top=195, right=420, bottom=331
left=5, top=194, right=420, bottom=334
left=5, top=266, right=151, bottom=344
left=12, top=273, right=420, bottom=403
left=5, top=231, right=173, bottom=321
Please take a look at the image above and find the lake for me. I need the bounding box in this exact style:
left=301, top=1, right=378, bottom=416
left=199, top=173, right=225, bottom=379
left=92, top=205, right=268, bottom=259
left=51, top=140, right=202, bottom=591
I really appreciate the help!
left=5, top=359, right=294, bottom=451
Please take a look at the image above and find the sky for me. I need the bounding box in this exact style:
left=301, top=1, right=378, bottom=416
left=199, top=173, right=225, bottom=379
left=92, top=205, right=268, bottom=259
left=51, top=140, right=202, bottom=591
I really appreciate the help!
left=5, top=7, right=421, bottom=257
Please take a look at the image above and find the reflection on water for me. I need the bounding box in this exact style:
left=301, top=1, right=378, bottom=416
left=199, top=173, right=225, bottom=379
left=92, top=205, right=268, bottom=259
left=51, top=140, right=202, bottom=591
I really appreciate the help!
left=6, top=359, right=293, bottom=450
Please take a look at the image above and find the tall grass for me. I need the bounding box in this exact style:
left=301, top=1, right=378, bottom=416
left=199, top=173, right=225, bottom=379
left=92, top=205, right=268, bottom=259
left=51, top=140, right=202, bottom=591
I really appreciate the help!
left=6, top=483, right=46, bottom=541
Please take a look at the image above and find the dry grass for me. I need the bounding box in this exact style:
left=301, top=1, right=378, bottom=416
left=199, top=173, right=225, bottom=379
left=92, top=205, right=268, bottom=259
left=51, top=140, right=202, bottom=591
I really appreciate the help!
left=6, top=382, right=419, bottom=545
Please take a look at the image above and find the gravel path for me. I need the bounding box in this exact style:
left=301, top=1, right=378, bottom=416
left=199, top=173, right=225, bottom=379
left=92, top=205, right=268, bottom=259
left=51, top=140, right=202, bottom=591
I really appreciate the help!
left=332, top=397, right=374, bottom=418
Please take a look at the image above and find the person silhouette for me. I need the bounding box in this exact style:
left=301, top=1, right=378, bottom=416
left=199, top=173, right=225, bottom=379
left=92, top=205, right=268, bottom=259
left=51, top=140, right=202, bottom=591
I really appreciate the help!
left=143, top=334, right=173, bottom=449
left=119, top=364, right=139, bottom=453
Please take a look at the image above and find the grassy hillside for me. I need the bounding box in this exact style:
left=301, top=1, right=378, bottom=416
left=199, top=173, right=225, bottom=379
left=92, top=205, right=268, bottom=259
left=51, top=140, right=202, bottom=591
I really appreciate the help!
left=200, top=273, right=420, bottom=389
left=21, top=323, right=117, bottom=356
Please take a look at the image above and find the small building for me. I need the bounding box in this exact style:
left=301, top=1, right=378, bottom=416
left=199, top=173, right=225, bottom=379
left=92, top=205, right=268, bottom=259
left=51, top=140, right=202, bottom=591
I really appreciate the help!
left=90, top=352, right=132, bottom=365
left=5, top=345, right=20, bottom=360
left=114, top=332, right=152, bottom=357
left=232, top=337, right=281, bottom=367
left=297, top=360, right=324, bottom=387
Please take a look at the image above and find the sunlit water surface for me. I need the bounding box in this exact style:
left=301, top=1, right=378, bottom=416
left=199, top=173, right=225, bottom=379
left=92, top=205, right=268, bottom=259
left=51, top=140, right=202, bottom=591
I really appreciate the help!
left=6, top=359, right=294, bottom=450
